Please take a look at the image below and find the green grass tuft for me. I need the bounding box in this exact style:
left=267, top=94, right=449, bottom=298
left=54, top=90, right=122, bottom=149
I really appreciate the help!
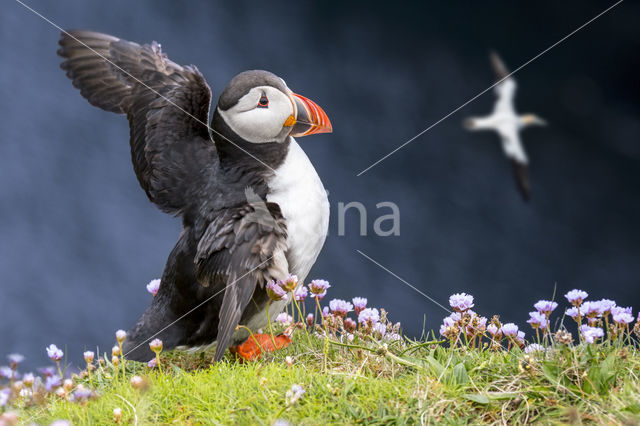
left=6, top=329, right=640, bottom=425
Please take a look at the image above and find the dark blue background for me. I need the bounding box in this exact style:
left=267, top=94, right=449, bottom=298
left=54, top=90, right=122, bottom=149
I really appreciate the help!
left=1, top=0, right=638, bottom=369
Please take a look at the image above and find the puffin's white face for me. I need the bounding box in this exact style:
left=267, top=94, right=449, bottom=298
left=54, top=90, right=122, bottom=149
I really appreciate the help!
left=218, top=85, right=295, bottom=144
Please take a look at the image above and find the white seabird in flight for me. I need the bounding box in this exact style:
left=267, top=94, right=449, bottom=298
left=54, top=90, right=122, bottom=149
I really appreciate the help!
left=464, top=52, right=546, bottom=201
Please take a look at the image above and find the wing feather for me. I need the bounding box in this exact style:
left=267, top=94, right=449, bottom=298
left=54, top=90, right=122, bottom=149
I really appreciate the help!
left=58, top=30, right=214, bottom=214
left=490, top=52, right=517, bottom=115
left=194, top=203, right=288, bottom=362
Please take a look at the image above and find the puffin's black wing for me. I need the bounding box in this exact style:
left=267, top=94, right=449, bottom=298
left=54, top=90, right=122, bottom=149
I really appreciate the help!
left=58, top=30, right=213, bottom=214
left=510, top=159, right=531, bottom=201
left=195, top=203, right=288, bottom=361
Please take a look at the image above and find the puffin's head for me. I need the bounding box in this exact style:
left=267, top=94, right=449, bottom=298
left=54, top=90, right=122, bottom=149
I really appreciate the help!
left=520, top=114, right=547, bottom=127
left=216, top=70, right=332, bottom=144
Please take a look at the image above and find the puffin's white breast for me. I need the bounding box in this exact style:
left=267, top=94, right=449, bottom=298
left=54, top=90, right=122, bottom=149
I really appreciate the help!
left=267, top=138, right=329, bottom=281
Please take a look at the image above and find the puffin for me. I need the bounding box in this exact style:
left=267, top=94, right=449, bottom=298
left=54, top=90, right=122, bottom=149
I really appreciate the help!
left=57, top=30, right=332, bottom=362
left=464, top=51, right=546, bottom=201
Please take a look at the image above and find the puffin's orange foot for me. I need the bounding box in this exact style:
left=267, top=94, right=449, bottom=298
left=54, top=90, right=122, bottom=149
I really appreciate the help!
left=230, top=333, right=292, bottom=361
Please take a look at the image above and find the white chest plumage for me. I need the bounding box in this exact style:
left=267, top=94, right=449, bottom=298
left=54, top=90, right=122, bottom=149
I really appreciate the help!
left=267, top=138, right=329, bottom=282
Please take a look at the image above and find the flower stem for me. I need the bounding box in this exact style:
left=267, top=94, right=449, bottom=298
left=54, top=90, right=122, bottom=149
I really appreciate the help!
left=272, top=405, right=288, bottom=425
left=266, top=300, right=278, bottom=348
left=315, top=297, right=329, bottom=372
left=118, top=341, right=125, bottom=384
left=87, top=364, right=93, bottom=388
left=291, top=292, right=312, bottom=346
left=155, top=352, right=162, bottom=374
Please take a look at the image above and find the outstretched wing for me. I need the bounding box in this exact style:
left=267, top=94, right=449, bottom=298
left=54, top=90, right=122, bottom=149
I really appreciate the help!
left=490, top=51, right=517, bottom=116
left=509, top=160, right=531, bottom=201
left=499, top=128, right=531, bottom=201
left=58, top=30, right=214, bottom=214
left=194, top=203, right=288, bottom=361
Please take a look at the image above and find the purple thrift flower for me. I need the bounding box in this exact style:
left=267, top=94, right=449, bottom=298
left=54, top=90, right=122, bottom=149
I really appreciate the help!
left=565, top=289, right=588, bottom=306
left=581, top=301, right=601, bottom=318
left=275, top=312, right=293, bottom=325
left=439, top=323, right=449, bottom=336
left=533, top=300, right=558, bottom=315
left=306, top=313, right=314, bottom=327
left=486, top=324, right=500, bottom=337
left=580, top=325, right=604, bottom=343
left=611, top=306, right=632, bottom=317
left=266, top=280, right=287, bottom=301
left=294, top=286, right=308, bottom=302
left=39, top=366, right=56, bottom=377
left=373, top=322, right=387, bottom=337
left=329, top=299, right=353, bottom=317
left=527, top=311, right=549, bottom=330
left=45, top=374, right=62, bottom=391
left=322, top=306, right=330, bottom=318
left=115, top=329, right=127, bottom=343
left=344, top=317, right=357, bottom=332
left=352, top=297, right=367, bottom=314
left=46, top=344, right=64, bottom=362
left=149, top=338, right=163, bottom=353
left=467, top=315, right=488, bottom=336
left=358, top=308, right=380, bottom=325
left=309, top=280, right=331, bottom=300
left=147, top=358, right=157, bottom=369
left=613, top=312, right=634, bottom=325
left=597, top=299, right=617, bottom=316
left=146, top=279, right=160, bottom=296
left=501, top=323, right=519, bottom=337
left=72, top=387, right=93, bottom=403
left=0, top=388, right=9, bottom=407
left=524, top=343, right=545, bottom=354
left=83, top=351, right=95, bottom=364
left=285, top=384, right=305, bottom=406
left=280, top=274, right=299, bottom=292
left=7, top=353, right=24, bottom=369
left=449, top=293, right=474, bottom=312
left=565, top=307, right=580, bottom=319
left=440, top=312, right=462, bottom=335
left=23, top=373, right=35, bottom=387
left=0, top=366, right=12, bottom=379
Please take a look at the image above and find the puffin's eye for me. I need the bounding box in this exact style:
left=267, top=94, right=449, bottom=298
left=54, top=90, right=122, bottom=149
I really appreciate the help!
left=257, top=94, right=269, bottom=108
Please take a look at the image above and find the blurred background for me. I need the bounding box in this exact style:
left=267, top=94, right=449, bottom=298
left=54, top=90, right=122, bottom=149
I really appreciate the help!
left=1, top=0, right=638, bottom=369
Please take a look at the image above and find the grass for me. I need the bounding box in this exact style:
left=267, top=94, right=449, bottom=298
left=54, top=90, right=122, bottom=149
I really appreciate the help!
left=6, top=327, right=640, bottom=425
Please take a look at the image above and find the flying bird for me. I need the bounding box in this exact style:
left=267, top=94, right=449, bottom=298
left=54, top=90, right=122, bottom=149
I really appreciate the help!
left=464, top=52, right=546, bottom=201
left=57, top=31, right=332, bottom=362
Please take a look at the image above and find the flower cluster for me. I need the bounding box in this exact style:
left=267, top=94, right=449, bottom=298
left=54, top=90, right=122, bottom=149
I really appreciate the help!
left=439, top=295, right=496, bottom=348
left=449, top=293, right=474, bottom=312
left=561, top=290, right=635, bottom=341
left=267, top=278, right=404, bottom=345
left=0, top=344, right=102, bottom=413
left=262, top=276, right=402, bottom=346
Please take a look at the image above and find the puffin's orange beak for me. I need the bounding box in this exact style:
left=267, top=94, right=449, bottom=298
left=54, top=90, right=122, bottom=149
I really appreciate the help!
left=286, top=93, right=332, bottom=137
